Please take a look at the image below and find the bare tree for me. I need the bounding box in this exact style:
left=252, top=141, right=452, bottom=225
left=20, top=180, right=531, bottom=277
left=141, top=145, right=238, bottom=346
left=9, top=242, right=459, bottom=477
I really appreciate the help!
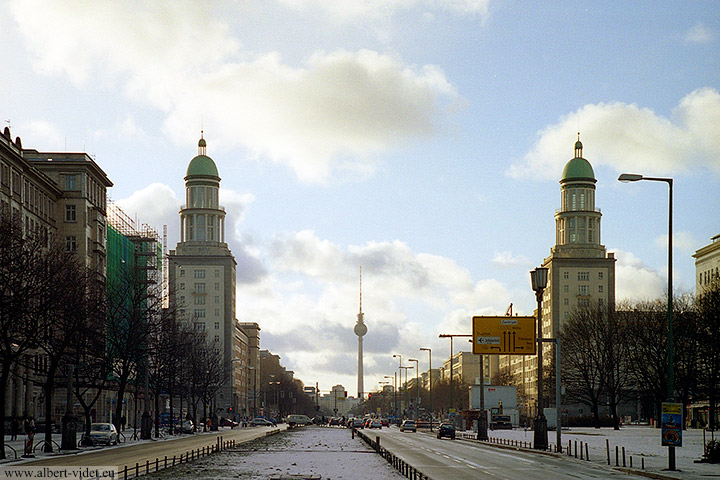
left=626, top=300, right=669, bottom=423
left=0, top=216, right=67, bottom=457
left=105, top=263, right=162, bottom=433
left=560, top=304, right=606, bottom=427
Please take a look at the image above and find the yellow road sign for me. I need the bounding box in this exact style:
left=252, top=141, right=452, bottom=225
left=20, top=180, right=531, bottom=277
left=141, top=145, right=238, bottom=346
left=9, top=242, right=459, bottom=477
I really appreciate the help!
left=472, top=316, right=536, bottom=355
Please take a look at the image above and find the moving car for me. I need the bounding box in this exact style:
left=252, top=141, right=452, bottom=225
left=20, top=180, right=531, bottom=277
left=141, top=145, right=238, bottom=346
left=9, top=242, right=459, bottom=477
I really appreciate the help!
left=437, top=423, right=455, bottom=439
left=287, top=414, right=312, bottom=427
left=83, top=423, right=118, bottom=446
left=350, top=418, right=364, bottom=429
left=252, top=417, right=276, bottom=427
left=399, top=420, right=417, bottom=432
left=368, top=419, right=383, bottom=429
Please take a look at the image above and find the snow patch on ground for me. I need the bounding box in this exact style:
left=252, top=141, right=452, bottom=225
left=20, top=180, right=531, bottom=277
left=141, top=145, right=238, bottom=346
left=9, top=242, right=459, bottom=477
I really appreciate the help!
left=144, top=427, right=405, bottom=480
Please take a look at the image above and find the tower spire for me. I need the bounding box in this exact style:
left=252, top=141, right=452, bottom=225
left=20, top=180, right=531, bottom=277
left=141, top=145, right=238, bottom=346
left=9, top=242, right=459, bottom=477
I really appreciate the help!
left=354, top=266, right=367, bottom=399
left=359, top=266, right=362, bottom=315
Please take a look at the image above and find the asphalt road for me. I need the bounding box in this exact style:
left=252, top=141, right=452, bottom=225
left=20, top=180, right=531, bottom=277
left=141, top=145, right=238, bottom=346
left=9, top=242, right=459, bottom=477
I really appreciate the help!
left=4, top=426, right=279, bottom=474
left=365, top=427, right=645, bottom=480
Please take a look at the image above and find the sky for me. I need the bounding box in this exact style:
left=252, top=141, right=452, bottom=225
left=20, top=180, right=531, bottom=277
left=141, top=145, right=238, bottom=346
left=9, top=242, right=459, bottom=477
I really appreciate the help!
left=2, top=1, right=719, bottom=397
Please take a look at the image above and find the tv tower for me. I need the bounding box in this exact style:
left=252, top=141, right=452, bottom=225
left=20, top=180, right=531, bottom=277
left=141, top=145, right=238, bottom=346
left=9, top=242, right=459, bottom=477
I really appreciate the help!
left=353, top=267, right=367, bottom=399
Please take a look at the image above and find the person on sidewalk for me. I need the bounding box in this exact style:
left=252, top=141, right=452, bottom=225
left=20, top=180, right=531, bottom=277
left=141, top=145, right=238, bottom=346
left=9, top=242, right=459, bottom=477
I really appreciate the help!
left=10, top=417, right=19, bottom=441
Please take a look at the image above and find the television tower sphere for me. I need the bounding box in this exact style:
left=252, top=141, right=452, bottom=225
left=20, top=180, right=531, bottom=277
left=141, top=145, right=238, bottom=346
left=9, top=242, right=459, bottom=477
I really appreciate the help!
left=354, top=321, right=367, bottom=337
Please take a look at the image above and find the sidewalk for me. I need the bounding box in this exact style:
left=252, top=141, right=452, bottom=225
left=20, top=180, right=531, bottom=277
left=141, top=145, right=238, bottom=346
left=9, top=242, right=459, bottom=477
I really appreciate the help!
left=473, top=425, right=720, bottom=480
left=1, top=424, right=281, bottom=469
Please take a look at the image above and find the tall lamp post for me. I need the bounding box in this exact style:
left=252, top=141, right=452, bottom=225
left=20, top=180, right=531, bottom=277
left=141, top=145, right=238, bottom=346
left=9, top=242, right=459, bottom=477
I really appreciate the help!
left=400, top=366, right=413, bottom=417
left=420, top=347, right=432, bottom=430
left=530, top=266, right=549, bottom=450
left=439, top=334, right=472, bottom=422
left=408, top=359, right=419, bottom=420
left=619, top=173, right=675, bottom=470
left=384, top=375, right=395, bottom=419
left=393, top=354, right=402, bottom=419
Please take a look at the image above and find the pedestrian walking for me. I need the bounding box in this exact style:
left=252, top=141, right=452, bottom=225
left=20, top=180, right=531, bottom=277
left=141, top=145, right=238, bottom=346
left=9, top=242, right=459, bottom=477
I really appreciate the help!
left=10, top=417, right=19, bottom=441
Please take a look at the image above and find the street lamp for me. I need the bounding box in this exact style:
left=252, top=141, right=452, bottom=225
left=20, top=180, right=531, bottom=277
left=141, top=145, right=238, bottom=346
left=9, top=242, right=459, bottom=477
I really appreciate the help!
left=530, top=266, right=549, bottom=450
left=384, top=375, right=395, bottom=418
left=408, top=359, right=419, bottom=420
left=420, top=347, right=433, bottom=430
left=393, top=354, right=402, bottom=419
left=619, top=172, right=675, bottom=470
left=439, top=334, right=472, bottom=422
left=400, top=366, right=413, bottom=417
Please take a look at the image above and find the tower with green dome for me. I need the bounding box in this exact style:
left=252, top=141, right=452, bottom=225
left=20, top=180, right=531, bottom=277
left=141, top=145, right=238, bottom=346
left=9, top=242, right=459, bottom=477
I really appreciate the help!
left=168, top=134, right=260, bottom=421
left=526, top=137, right=617, bottom=418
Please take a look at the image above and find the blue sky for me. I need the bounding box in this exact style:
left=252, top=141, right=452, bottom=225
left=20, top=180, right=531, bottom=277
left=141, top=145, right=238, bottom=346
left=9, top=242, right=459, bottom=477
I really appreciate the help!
left=1, top=1, right=718, bottom=395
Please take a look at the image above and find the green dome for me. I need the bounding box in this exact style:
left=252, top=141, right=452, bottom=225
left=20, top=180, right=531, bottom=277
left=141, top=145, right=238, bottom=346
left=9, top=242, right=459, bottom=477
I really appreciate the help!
left=186, top=154, right=219, bottom=178
left=561, top=157, right=595, bottom=182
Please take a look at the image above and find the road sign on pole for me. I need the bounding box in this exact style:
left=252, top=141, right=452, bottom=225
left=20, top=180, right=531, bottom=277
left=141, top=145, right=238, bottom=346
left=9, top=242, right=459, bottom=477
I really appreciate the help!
left=472, top=316, right=536, bottom=355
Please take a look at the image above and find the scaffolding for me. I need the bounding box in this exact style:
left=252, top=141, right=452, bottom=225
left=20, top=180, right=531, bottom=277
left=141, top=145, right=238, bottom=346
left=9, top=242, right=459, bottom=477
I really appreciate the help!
left=107, top=200, right=161, bottom=288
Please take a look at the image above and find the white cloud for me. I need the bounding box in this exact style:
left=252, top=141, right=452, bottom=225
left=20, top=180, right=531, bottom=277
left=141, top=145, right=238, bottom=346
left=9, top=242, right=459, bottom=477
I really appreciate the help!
left=16, top=120, right=64, bottom=151
left=611, top=249, right=666, bottom=302
left=654, top=231, right=697, bottom=255
left=508, top=88, right=720, bottom=180
left=93, top=115, right=146, bottom=141
left=685, top=22, right=715, bottom=44
left=10, top=1, right=459, bottom=184
left=490, top=251, right=531, bottom=269
left=114, top=183, right=180, bottom=231
left=236, top=230, right=511, bottom=386
left=277, top=0, right=490, bottom=21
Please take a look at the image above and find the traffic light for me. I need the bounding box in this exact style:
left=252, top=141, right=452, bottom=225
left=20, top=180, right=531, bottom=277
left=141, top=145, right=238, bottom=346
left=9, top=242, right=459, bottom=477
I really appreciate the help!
left=368, top=393, right=372, bottom=399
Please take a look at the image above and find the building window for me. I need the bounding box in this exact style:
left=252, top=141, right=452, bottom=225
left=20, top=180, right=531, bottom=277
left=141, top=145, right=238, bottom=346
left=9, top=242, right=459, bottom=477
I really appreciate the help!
left=563, top=285, right=569, bottom=293
left=215, top=269, right=220, bottom=277
left=563, top=298, right=569, bottom=306
left=194, top=309, right=206, bottom=318
left=214, top=282, right=219, bottom=290
left=578, top=272, right=589, bottom=281
left=215, top=308, right=220, bottom=316
left=214, top=296, right=220, bottom=304
left=194, top=322, right=205, bottom=331
left=180, top=283, right=185, bottom=290
left=215, top=322, right=220, bottom=330
left=65, top=204, right=76, bottom=222
left=65, top=236, right=77, bottom=252
left=563, top=272, right=569, bottom=280
left=180, top=295, right=185, bottom=304
left=598, top=285, right=604, bottom=293
left=179, top=268, right=185, bottom=276
left=194, top=283, right=206, bottom=293
left=598, top=272, right=603, bottom=280
left=65, top=174, right=78, bottom=191
left=214, top=335, right=220, bottom=343
left=578, top=285, right=589, bottom=295
left=194, top=296, right=206, bottom=305
left=194, top=270, right=205, bottom=279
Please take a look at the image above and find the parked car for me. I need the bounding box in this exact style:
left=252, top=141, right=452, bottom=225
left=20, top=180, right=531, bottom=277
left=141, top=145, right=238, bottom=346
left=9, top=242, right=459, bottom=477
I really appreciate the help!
left=368, top=419, right=383, bottom=429
left=287, top=414, right=312, bottom=427
left=178, top=420, right=194, bottom=433
left=252, top=417, right=276, bottom=427
left=219, top=418, right=238, bottom=428
left=399, top=420, right=417, bottom=432
left=437, top=423, right=455, bottom=439
left=83, top=423, right=118, bottom=446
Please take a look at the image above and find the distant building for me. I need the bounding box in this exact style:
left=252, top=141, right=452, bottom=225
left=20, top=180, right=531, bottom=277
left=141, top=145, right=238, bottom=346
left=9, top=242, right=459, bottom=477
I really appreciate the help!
left=693, top=234, right=720, bottom=293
